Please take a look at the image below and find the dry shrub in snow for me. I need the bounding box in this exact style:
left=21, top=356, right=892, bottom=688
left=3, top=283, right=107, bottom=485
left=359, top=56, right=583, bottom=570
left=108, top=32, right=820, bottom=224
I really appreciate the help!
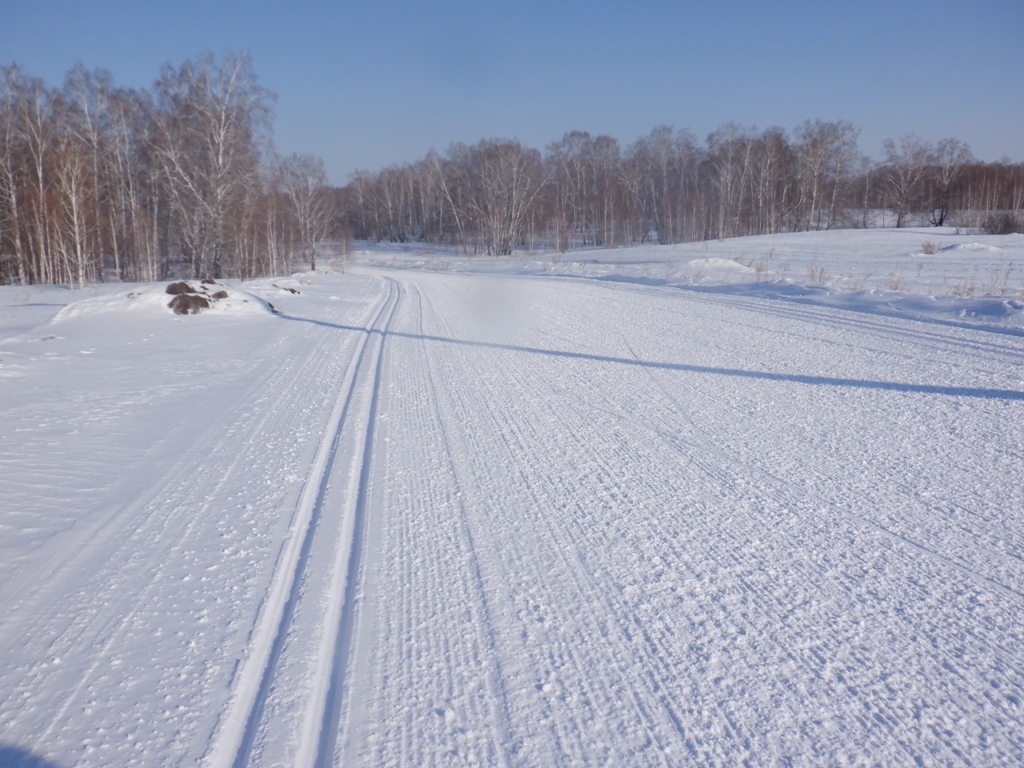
left=168, top=293, right=211, bottom=314
left=166, top=281, right=196, bottom=295
left=164, top=281, right=232, bottom=314
left=982, top=213, right=1022, bottom=235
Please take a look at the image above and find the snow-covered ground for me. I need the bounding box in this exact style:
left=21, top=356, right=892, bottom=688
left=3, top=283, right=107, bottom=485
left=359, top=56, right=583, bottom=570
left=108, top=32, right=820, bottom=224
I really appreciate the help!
left=1, top=229, right=1023, bottom=767
left=357, top=227, right=1024, bottom=331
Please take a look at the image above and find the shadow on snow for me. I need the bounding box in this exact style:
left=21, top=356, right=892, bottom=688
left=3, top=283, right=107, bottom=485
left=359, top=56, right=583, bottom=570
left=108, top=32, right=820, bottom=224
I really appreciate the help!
left=279, top=313, right=1024, bottom=402
left=0, top=745, right=65, bottom=768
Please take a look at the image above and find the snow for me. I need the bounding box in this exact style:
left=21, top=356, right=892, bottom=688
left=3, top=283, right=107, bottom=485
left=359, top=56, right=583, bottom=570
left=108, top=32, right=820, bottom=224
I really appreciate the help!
left=357, top=227, right=1024, bottom=330
left=1, top=228, right=1023, bottom=767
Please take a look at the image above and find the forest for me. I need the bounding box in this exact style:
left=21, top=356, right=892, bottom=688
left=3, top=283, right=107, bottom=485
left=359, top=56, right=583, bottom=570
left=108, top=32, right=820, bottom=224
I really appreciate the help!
left=0, top=54, right=329, bottom=286
left=2, top=54, right=1022, bottom=285
left=344, top=128, right=1023, bottom=254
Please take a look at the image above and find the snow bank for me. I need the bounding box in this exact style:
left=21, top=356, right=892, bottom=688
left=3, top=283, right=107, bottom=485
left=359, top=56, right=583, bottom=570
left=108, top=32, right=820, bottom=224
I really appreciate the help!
left=48, top=284, right=278, bottom=324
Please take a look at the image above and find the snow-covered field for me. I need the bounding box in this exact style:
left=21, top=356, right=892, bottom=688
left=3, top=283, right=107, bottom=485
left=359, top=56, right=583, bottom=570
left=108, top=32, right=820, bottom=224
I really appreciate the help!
left=359, top=227, right=1024, bottom=331
left=1, top=228, right=1023, bottom=767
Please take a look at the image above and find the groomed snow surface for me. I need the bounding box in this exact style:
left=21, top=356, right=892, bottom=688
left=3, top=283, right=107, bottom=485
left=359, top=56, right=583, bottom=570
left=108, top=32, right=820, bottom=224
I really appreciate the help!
left=1, top=228, right=1023, bottom=767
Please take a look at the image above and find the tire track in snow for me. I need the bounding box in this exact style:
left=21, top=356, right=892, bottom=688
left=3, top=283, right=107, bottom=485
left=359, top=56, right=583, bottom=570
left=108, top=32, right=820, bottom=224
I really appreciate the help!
left=204, top=277, right=399, bottom=768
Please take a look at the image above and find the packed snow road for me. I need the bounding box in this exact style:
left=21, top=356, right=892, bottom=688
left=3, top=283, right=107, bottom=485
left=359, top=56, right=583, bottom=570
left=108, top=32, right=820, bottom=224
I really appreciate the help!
left=1, top=269, right=1023, bottom=766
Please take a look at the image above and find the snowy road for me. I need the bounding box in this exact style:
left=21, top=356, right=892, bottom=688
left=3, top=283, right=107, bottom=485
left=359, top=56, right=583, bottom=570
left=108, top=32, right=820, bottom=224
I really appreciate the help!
left=2, top=269, right=1023, bottom=766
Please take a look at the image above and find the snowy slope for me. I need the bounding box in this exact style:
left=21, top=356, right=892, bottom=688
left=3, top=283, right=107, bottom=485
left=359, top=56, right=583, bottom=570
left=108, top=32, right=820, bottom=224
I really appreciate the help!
left=1, top=231, right=1023, bottom=766
left=354, top=227, right=1024, bottom=331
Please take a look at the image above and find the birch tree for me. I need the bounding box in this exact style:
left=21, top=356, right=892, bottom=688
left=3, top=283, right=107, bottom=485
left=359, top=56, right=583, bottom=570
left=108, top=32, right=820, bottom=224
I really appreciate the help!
left=794, top=120, right=859, bottom=230
left=466, top=139, right=545, bottom=255
left=882, top=134, right=933, bottom=227
left=0, top=66, right=28, bottom=283
left=153, top=53, right=273, bottom=278
left=279, top=153, right=335, bottom=270
left=927, top=138, right=972, bottom=226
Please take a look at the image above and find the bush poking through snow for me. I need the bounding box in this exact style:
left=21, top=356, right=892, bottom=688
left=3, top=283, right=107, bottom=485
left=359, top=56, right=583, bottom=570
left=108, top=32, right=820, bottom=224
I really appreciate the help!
left=164, top=281, right=232, bottom=314
left=921, top=241, right=938, bottom=255
left=165, top=281, right=196, bottom=295
left=168, top=293, right=211, bottom=314
left=982, top=213, right=1022, bottom=235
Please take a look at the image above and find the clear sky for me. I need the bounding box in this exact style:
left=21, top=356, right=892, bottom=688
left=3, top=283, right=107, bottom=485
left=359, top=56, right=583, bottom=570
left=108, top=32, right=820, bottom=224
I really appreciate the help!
left=3, top=0, right=1022, bottom=184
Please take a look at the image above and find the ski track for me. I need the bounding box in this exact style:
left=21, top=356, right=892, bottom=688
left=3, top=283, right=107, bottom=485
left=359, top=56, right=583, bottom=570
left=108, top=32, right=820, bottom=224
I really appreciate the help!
left=334, top=281, right=519, bottom=767
left=335, top=271, right=1023, bottom=766
left=0, top=275, right=388, bottom=767
left=2, top=268, right=1023, bottom=766
left=208, top=277, right=400, bottom=768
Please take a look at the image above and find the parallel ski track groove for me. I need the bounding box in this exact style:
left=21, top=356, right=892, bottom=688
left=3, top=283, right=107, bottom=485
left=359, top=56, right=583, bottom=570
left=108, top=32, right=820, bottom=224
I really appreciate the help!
left=313, top=277, right=400, bottom=768
left=205, top=277, right=398, bottom=768
left=3, top=308, right=375, bottom=759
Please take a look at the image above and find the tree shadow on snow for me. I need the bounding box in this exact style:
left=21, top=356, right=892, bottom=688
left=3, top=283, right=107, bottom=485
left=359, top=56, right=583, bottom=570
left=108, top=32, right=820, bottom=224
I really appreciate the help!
left=279, top=313, right=1024, bottom=402
left=0, top=745, right=65, bottom=768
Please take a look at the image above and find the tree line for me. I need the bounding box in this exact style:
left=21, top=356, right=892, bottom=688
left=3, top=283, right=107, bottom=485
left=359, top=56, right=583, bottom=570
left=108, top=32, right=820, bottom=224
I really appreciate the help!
left=343, top=124, right=1023, bottom=255
left=3, top=55, right=1023, bottom=285
left=1, top=54, right=337, bottom=286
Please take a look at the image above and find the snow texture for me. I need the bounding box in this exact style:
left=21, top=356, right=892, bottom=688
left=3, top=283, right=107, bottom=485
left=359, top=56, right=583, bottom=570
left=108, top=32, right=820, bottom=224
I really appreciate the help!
left=1, top=228, right=1023, bottom=767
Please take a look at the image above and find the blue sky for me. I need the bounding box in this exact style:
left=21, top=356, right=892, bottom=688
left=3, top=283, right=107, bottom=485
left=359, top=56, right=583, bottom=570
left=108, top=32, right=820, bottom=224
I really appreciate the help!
left=3, top=0, right=1022, bottom=184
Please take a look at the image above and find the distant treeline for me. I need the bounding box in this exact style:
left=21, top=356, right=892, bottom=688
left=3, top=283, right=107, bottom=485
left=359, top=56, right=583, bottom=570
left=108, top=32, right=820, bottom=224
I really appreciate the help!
left=343, top=127, right=1024, bottom=255
left=3, top=57, right=1023, bottom=286
left=1, top=54, right=334, bottom=286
